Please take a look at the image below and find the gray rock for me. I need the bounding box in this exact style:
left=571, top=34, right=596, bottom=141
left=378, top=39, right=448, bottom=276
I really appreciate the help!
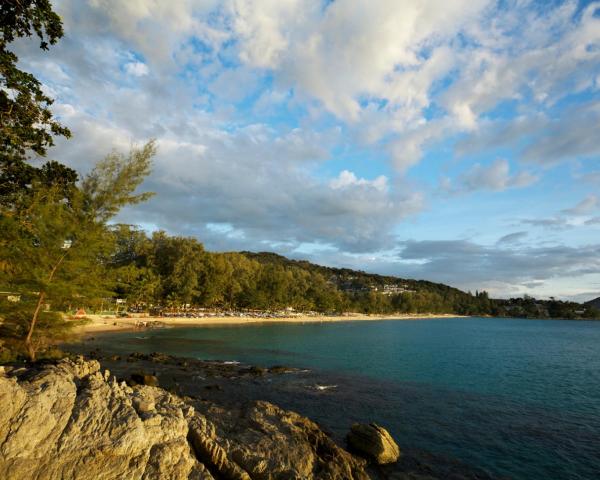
left=347, top=422, right=401, bottom=464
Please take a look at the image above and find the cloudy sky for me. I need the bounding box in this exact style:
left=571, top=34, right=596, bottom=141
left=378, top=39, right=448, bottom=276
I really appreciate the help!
left=14, top=0, right=600, bottom=300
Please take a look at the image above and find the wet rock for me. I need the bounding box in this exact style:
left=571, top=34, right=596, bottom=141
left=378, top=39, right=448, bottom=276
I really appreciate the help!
left=347, top=422, right=401, bottom=464
left=149, top=352, right=172, bottom=363
left=204, top=384, right=222, bottom=391
left=128, top=352, right=147, bottom=361
left=239, top=366, right=266, bottom=376
left=130, top=372, right=160, bottom=387
left=267, top=365, right=295, bottom=374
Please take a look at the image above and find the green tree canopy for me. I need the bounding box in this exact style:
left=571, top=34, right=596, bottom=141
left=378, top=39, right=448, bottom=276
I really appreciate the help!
left=0, top=142, right=156, bottom=361
left=1, top=0, right=70, bottom=161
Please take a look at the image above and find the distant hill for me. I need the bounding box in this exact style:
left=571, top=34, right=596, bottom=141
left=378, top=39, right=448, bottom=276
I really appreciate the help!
left=240, top=251, right=599, bottom=320
left=584, top=297, right=600, bottom=309
left=240, top=251, right=492, bottom=314
left=241, top=251, right=470, bottom=296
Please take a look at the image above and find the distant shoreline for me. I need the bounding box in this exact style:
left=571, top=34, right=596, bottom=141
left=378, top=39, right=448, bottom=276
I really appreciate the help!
left=72, top=313, right=469, bottom=336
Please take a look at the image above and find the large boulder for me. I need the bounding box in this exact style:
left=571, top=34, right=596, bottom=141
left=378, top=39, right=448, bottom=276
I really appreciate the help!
left=346, top=422, right=401, bottom=464
left=0, top=357, right=212, bottom=480
left=190, top=400, right=370, bottom=480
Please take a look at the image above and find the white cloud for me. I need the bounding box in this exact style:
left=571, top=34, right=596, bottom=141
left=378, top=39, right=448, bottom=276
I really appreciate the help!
left=44, top=0, right=600, bottom=175
left=329, top=170, right=388, bottom=192
left=48, top=107, right=420, bottom=253
left=13, top=0, right=600, bottom=299
left=124, top=61, right=149, bottom=77
left=448, top=159, right=538, bottom=193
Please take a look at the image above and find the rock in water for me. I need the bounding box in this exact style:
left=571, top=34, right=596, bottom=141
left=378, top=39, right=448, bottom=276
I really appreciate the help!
left=346, top=422, right=401, bottom=464
left=130, top=372, right=160, bottom=386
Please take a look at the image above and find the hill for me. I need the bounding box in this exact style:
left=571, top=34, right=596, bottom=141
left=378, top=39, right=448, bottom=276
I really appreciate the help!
left=77, top=227, right=597, bottom=319
left=240, top=251, right=492, bottom=315
left=241, top=252, right=600, bottom=320
left=585, top=297, right=600, bottom=309
left=241, top=251, right=472, bottom=296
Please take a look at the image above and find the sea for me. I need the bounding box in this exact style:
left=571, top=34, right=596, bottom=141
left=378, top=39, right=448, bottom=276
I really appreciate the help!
left=79, top=317, right=600, bottom=479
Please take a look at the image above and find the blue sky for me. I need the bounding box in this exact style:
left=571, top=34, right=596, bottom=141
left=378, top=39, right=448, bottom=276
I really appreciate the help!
left=15, top=0, right=600, bottom=300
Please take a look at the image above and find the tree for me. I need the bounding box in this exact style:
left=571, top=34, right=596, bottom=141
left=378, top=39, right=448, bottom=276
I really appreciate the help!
left=109, top=225, right=160, bottom=307
left=0, top=141, right=156, bottom=361
left=146, top=232, right=206, bottom=307
left=1, top=0, right=71, bottom=162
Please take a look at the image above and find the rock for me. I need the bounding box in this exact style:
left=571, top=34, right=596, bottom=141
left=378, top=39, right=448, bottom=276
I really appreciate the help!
left=0, top=357, right=372, bottom=480
left=346, top=422, right=401, bottom=464
left=0, top=357, right=211, bottom=480
left=188, top=416, right=252, bottom=480
left=149, top=352, right=172, bottom=363
left=130, top=372, right=160, bottom=387
left=191, top=400, right=370, bottom=480
left=239, top=366, right=266, bottom=376
left=268, top=365, right=294, bottom=374
left=132, top=396, right=155, bottom=414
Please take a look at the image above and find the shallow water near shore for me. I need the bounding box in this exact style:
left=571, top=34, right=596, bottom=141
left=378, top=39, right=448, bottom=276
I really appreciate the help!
left=76, top=316, right=600, bottom=480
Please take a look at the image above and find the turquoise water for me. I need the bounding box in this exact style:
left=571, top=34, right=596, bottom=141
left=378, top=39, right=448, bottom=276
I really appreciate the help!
left=84, top=317, right=600, bottom=479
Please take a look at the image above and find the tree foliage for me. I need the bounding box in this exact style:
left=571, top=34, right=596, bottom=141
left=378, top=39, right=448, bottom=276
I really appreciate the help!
left=1, top=0, right=71, bottom=161
left=0, top=142, right=156, bottom=361
left=1, top=0, right=75, bottom=206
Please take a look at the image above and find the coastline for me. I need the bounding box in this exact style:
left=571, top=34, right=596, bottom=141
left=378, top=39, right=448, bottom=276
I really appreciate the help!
left=73, top=312, right=468, bottom=335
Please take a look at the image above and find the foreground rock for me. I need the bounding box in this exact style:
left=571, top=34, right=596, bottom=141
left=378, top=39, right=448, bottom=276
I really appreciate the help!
left=0, top=358, right=209, bottom=480
left=190, top=401, right=369, bottom=480
left=347, top=423, right=401, bottom=464
left=0, top=357, right=370, bottom=480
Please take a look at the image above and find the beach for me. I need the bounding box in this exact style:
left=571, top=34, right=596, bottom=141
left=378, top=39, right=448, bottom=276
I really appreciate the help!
left=74, top=312, right=466, bottom=334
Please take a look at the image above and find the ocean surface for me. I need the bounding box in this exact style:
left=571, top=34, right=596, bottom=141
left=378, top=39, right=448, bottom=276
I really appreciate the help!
left=81, top=317, right=600, bottom=479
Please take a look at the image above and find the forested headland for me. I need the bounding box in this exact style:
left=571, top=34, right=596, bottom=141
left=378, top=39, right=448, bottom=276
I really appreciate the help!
left=101, top=232, right=600, bottom=322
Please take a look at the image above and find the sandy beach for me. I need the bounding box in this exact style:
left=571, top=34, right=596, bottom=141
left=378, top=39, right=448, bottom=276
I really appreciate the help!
left=73, top=312, right=467, bottom=335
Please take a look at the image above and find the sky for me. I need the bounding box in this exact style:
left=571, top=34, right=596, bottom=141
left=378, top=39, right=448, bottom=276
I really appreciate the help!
left=13, top=0, right=600, bottom=300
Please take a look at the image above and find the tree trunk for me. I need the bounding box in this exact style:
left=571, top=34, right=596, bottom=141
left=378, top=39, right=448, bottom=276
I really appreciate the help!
left=25, top=291, right=46, bottom=362
left=24, top=250, right=69, bottom=362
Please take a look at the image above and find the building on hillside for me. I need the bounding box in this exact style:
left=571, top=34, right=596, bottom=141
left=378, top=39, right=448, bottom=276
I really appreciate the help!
left=371, top=284, right=415, bottom=295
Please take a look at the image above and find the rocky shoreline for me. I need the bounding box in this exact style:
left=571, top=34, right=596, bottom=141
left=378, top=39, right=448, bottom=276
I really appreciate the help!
left=0, top=356, right=376, bottom=479
left=1, top=349, right=501, bottom=479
